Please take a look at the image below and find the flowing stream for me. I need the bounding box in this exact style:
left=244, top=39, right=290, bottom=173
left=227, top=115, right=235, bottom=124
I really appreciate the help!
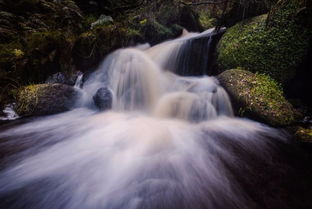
left=0, top=29, right=311, bottom=209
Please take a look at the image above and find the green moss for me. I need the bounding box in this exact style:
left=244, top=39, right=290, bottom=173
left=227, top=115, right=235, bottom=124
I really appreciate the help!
left=0, top=42, right=23, bottom=62
left=72, top=23, right=141, bottom=71
left=218, top=1, right=312, bottom=83
left=14, top=84, right=42, bottom=115
left=218, top=68, right=297, bottom=126
left=139, top=19, right=147, bottom=25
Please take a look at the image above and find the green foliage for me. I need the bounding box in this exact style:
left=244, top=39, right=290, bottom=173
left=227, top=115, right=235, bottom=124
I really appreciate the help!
left=250, top=73, right=286, bottom=117
left=218, top=0, right=312, bottom=83
left=23, top=31, right=75, bottom=81
left=198, top=11, right=217, bottom=29
left=139, top=19, right=174, bottom=44
left=81, top=15, right=97, bottom=31
left=91, top=15, right=114, bottom=29
left=72, top=23, right=142, bottom=71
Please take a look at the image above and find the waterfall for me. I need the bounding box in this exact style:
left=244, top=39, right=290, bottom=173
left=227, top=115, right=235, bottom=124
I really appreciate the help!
left=0, top=28, right=307, bottom=209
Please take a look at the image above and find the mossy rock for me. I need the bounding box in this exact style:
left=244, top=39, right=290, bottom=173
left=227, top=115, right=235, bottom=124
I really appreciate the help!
left=21, top=30, right=75, bottom=83
left=15, top=84, right=79, bottom=116
left=218, top=10, right=311, bottom=83
left=218, top=69, right=298, bottom=126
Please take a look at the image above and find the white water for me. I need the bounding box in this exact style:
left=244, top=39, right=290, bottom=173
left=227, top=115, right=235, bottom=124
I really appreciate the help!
left=0, top=29, right=289, bottom=209
left=0, top=104, right=19, bottom=121
left=74, top=73, right=84, bottom=89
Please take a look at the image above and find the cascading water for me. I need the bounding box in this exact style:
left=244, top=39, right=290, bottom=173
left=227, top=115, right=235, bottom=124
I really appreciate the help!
left=74, top=73, right=84, bottom=89
left=0, top=29, right=311, bottom=209
left=0, top=104, right=19, bottom=121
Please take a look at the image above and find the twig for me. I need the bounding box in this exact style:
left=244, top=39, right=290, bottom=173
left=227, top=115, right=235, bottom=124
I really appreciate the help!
left=179, top=0, right=228, bottom=6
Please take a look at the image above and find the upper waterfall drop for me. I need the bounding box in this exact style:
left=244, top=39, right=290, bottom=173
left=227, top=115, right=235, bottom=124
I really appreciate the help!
left=146, top=28, right=222, bottom=76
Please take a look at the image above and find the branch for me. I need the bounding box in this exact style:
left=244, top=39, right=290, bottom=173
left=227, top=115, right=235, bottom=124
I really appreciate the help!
left=179, top=0, right=228, bottom=6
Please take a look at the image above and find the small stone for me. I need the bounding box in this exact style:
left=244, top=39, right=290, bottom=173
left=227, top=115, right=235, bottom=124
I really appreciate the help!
left=93, top=87, right=113, bottom=111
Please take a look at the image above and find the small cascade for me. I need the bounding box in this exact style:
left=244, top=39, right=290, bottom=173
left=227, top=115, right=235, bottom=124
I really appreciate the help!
left=74, top=73, right=84, bottom=89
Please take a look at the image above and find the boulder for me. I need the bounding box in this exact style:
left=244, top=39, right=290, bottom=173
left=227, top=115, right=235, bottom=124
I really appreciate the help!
left=15, top=84, right=79, bottom=116
left=93, top=87, right=112, bottom=111
left=295, top=127, right=312, bottom=142
left=218, top=69, right=298, bottom=126
left=217, top=9, right=311, bottom=83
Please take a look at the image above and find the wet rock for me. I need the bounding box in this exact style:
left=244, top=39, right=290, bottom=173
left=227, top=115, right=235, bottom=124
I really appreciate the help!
left=218, top=68, right=299, bottom=126
left=45, top=72, right=67, bottom=84
left=46, top=71, right=83, bottom=86
left=217, top=9, right=312, bottom=83
left=93, top=87, right=112, bottom=111
left=91, top=14, right=113, bottom=29
left=15, top=84, right=79, bottom=116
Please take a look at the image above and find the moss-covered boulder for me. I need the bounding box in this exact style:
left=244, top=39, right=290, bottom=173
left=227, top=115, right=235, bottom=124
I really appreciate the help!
left=15, top=84, right=79, bottom=116
left=218, top=0, right=312, bottom=83
left=72, top=23, right=143, bottom=72
left=295, top=127, right=312, bottom=142
left=218, top=69, right=298, bottom=126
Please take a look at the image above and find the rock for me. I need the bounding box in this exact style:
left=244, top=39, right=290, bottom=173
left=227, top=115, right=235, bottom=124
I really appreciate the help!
left=217, top=10, right=312, bottom=83
left=93, top=87, right=112, bottom=111
left=15, top=84, right=79, bottom=116
left=45, top=71, right=83, bottom=86
left=218, top=69, right=298, bottom=126
left=139, top=19, right=176, bottom=45
left=72, top=24, right=141, bottom=72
